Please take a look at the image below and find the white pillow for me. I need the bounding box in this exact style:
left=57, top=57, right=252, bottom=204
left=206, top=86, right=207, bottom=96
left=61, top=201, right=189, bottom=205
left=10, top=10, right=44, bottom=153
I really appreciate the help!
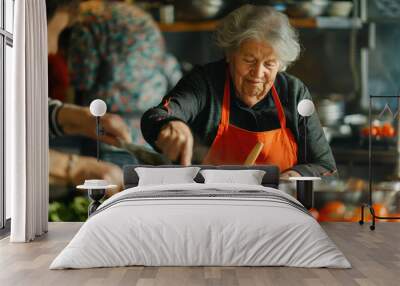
left=135, top=167, right=201, bottom=186
left=200, top=169, right=266, bottom=185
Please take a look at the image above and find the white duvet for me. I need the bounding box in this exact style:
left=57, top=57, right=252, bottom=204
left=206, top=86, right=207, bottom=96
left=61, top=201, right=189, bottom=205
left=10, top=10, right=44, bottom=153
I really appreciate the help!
left=50, top=183, right=351, bottom=269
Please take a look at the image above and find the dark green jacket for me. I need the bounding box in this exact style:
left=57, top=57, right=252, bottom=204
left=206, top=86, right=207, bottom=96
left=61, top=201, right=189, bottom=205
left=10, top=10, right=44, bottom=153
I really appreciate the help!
left=141, top=59, right=337, bottom=176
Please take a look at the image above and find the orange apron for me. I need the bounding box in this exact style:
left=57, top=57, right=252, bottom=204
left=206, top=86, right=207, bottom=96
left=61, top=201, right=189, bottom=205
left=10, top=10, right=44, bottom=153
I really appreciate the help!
left=203, top=70, right=298, bottom=172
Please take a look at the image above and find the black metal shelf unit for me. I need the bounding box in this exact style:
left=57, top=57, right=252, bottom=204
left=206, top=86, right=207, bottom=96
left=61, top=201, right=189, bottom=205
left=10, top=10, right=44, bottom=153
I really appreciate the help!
left=359, top=95, right=400, bottom=230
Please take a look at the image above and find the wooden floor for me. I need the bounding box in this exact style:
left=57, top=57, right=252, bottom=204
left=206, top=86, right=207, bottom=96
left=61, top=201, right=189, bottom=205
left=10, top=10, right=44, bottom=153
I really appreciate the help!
left=0, top=222, right=399, bottom=286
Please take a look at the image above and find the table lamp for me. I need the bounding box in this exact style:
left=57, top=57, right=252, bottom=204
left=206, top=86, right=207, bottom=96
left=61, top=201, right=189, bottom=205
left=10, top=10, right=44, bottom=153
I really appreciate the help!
left=289, top=99, right=320, bottom=210
left=89, top=99, right=107, bottom=161
left=77, top=99, right=114, bottom=216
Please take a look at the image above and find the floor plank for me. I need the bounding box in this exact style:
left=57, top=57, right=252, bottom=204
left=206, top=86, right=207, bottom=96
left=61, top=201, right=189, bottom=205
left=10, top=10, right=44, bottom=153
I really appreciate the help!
left=0, top=222, right=399, bottom=286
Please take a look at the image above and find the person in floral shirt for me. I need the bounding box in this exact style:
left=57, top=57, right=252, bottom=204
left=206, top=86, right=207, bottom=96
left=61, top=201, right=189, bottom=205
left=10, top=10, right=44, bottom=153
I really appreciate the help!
left=48, top=0, right=182, bottom=145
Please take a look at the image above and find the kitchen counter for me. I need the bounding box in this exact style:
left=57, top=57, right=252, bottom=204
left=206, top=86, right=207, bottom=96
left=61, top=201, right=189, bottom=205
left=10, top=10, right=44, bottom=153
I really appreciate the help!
left=333, top=147, right=398, bottom=165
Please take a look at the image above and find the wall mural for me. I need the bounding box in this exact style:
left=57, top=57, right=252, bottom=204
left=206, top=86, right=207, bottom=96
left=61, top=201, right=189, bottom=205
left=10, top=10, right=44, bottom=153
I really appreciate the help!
left=47, top=0, right=400, bottom=224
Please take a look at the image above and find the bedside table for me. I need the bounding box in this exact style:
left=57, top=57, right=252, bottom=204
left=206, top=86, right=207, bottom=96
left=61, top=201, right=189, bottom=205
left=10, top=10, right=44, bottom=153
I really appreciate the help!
left=289, top=177, right=321, bottom=209
left=77, top=180, right=117, bottom=216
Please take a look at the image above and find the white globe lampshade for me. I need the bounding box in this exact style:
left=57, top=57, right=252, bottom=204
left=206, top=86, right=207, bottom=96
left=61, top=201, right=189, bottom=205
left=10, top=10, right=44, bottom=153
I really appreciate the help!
left=89, top=99, right=107, bottom=117
left=297, top=99, right=315, bottom=117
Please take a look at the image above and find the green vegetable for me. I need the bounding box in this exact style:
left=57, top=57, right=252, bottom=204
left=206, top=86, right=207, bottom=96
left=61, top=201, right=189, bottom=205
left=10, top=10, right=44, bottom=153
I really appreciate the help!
left=49, top=196, right=90, bottom=222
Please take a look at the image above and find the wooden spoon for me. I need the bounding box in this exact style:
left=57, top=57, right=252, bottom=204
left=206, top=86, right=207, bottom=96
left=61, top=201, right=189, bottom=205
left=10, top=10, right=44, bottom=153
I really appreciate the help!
left=244, top=142, right=264, bottom=166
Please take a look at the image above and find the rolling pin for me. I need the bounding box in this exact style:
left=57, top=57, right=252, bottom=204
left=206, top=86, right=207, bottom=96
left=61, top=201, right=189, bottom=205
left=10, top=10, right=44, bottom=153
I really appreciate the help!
left=244, top=142, right=264, bottom=165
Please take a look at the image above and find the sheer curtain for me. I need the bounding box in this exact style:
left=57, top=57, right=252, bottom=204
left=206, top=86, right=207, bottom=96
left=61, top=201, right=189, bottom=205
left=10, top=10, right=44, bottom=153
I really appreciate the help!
left=7, top=0, right=48, bottom=242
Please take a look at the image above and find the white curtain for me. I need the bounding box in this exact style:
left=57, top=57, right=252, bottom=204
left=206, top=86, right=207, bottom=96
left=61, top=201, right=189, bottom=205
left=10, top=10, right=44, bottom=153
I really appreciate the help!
left=8, top=0, right=49, bottom=242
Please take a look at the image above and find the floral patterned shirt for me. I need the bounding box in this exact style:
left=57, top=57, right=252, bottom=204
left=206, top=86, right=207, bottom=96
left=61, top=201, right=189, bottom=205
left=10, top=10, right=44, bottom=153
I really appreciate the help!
left=67, top=2, right=181, bottom=144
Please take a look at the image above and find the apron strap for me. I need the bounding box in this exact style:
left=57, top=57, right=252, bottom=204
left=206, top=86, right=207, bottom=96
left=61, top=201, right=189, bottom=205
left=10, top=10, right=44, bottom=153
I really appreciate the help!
left=219, top=68, right=231, bottom=132
left=271, top=85, right=286, bottom=129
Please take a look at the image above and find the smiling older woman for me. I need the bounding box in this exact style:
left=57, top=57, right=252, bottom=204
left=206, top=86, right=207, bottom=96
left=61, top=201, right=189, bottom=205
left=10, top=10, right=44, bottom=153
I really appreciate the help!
left=141, top=5, right=337, bottom=178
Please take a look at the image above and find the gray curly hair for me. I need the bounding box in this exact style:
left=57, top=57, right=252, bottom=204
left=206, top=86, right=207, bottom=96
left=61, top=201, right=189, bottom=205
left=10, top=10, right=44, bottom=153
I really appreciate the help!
left=215, top=5, right=300, bottom=71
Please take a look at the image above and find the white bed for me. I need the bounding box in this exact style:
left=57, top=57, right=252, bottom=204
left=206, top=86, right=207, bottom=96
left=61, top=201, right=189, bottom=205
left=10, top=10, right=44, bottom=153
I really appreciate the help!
left=50, top=182, right=351, bottom=269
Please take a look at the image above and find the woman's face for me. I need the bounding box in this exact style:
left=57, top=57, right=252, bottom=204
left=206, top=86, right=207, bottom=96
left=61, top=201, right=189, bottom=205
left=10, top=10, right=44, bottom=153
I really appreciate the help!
left=228, top=39, right=280, bottom=107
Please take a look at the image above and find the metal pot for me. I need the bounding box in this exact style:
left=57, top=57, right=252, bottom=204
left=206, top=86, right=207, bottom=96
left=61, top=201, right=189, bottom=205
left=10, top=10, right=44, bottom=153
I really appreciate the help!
left=174, top=0, right=228, bottom=21
left=372, top=181, right=400, bottom=212
left=326, top=1, right=353, bottom=17
left=285, top=0, right=329, bottom=18
left=317, top=98, right=345, bottom=127
left=344, top=114, right=368, bottom=139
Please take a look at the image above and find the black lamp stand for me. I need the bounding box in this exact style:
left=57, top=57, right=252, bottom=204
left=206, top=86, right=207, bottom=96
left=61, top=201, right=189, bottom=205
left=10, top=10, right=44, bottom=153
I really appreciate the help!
left=296, top=180, right=314, bottom=209
left=298, top=117, right=312, bottom=209
left=88, top=116, right=105, bottom=215
left=88, top=189, right=106, bottom=216
left=291, top=116, right=321, bottom=210
left=96, top=116, right=100, bottom=161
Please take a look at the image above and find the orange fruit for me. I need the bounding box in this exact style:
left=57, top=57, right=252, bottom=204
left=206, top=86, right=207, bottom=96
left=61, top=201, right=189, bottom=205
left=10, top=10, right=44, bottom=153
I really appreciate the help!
left=352, top=207, right=371, bottom=222
left=352, top=204, right=389, bottom=222
left=361, top=126, right=379, bottom=137
left=321, top=201, right=346, bottom=215
left=320, top=201, right=346, bottom=221
left=372, top=126, right=380, bottom=137
left=372, top=203, right=388, bottom=217
left=381, top=123, right=395, bottom=137
left=309, top=208, right=319, bottom=220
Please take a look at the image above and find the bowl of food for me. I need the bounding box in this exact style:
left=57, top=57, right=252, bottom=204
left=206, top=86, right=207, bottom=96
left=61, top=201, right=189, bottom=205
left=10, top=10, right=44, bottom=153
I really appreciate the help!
left=285, top=0, right=330, bottom=18
left=174, top=0, right=228, bottom=21
left=326, top=1, right=353, bottom=17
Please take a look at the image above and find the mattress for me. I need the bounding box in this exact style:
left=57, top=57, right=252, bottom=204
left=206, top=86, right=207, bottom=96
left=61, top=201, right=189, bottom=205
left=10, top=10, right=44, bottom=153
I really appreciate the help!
left=50, top=183, right=351, bottom=269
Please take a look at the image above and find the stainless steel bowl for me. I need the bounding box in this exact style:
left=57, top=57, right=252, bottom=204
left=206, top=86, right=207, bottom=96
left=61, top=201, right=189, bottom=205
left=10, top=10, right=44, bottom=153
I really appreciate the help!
left=285, top=0, right=329, bottom=18
left=174, top=0, right=227, bottom=21
left=317, top=99, right=345, bottom=127
left=327, top=1, right=353, bottom=17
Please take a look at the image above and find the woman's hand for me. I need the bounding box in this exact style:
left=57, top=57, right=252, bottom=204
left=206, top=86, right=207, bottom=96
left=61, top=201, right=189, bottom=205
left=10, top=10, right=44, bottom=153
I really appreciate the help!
left=49, top=150, right=123, bottom=194
left=69, top=156, right=123, bottom=194
left=280, top=170, right=301, bottom=180
left=155, top=121, right=193, bottom=165
left=57, top=104, right=132, bottom=147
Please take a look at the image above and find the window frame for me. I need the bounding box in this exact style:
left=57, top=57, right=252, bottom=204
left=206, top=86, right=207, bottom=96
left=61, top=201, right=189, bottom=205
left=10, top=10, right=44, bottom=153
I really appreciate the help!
left=0, top=0, right=13, bottom=235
